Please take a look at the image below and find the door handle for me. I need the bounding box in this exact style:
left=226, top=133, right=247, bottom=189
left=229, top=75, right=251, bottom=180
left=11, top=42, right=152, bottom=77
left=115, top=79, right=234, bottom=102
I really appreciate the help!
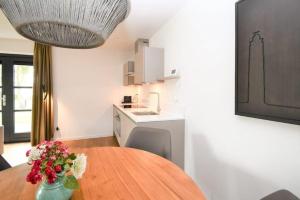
left=2, top=94, right=6, bottom=107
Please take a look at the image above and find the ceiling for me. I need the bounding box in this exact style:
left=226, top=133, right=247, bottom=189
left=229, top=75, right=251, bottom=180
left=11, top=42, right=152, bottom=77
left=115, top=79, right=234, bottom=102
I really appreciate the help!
left=0, top=0, right=187, bottom=51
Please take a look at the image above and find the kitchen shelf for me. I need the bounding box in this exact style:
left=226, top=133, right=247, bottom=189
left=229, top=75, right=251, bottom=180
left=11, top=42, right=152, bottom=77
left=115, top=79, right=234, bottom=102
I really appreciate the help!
left=158, top=75, right=180, bottom=81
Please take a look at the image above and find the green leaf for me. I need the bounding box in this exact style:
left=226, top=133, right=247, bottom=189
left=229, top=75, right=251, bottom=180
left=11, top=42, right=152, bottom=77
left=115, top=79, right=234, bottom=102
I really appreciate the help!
left=63, top=175, right=79, bottom=190
left=63, top=163, right=70, bottom=171
left=41, top=161, right=47, bottom=170
left=69, top=153, right=76, bottom=160
left=55, top=159, right=64, bottom=166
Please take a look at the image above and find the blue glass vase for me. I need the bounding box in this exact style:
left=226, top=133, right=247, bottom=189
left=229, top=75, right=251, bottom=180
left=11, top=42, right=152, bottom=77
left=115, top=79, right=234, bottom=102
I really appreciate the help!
left=36, top=173, right=73, bottom=200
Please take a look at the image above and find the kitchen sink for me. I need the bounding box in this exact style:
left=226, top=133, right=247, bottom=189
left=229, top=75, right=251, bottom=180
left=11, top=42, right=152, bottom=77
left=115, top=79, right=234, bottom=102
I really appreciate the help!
left=132, top=111, right=159, bottom=116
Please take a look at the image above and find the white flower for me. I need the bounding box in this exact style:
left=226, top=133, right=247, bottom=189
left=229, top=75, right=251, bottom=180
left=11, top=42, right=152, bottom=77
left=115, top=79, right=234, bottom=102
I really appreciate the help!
left=28, top=147, right=43, bottom=163
left=38, top=144, right=46, bottom=150
left=71, top=154, right=87, bottom=179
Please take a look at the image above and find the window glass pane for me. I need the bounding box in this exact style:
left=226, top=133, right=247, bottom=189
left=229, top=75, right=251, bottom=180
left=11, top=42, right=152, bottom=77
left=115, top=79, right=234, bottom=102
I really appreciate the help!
left=14, top=88, right=32, bottom=110
left=0, top=64, right=2, bottom=86
left=14, top=65, right=34, bottom=87
left=0, top=88, right=2, bottom=111
left=15, top=111, right=31, bottom=133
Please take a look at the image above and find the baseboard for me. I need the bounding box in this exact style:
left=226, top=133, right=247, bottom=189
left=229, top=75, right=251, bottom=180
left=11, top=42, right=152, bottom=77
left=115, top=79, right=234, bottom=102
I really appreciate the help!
left=55, top=133, right=114, bottom=141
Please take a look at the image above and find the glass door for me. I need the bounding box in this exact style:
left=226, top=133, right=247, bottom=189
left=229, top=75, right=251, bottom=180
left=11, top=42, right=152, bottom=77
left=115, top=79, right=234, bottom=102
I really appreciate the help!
left=0, top=54, right=33, bottom=143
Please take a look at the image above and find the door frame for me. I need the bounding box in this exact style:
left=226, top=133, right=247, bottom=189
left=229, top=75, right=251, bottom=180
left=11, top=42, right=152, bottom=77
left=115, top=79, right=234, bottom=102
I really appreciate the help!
left=0, top=54, right=33, bottom=143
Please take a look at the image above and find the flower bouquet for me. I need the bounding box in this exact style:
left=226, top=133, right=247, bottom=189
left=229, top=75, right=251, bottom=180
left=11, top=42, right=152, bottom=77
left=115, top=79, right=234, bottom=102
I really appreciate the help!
left=26, top=141, right=87, bottom=200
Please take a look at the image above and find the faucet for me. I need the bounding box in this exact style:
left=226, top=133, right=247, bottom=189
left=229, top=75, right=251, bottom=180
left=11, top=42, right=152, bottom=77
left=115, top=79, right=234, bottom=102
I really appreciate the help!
left=134, top=93, right=139, bottom=105
left=149, top=92, right=161, bottom=114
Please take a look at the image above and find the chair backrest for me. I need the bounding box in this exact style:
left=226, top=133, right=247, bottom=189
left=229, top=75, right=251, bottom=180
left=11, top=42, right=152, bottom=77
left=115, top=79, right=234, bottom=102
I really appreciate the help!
left=261, top=190, right=299, bottom=200
left=0, top=155, right=11, bottom=171
left=125, top=127, right=172, bottom=160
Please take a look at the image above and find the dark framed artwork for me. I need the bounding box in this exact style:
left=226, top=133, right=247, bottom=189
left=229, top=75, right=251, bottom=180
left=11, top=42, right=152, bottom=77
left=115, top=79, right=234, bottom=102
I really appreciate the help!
left=236, top=0, right=300, bottom=125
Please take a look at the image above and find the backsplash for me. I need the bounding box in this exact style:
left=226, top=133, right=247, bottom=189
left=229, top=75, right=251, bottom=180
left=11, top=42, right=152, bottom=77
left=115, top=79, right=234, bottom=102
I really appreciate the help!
left=137, top=80, right=185, bottom=115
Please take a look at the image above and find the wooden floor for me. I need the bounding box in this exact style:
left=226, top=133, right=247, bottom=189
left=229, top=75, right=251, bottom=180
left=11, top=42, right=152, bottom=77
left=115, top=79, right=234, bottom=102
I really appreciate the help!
left=63, top=136, right=119, bottom=149
left=3, top=136, right=119, bottom=167
left=3, top=142, right=31, bottom=166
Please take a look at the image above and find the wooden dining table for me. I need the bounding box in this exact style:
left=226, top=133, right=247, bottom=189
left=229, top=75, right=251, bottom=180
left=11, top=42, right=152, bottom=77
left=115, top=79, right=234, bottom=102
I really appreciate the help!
left=0, top=147, right=206, bottom=200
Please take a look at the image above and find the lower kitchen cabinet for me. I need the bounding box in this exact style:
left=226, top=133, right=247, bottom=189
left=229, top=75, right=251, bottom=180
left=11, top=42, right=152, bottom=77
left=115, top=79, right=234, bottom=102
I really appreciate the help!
left=113, top=107, right=136, bottom=146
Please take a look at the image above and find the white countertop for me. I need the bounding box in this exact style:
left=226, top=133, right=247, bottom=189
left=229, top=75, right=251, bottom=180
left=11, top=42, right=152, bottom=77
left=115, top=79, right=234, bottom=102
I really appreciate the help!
left=113, top=104, right=184, bottom=123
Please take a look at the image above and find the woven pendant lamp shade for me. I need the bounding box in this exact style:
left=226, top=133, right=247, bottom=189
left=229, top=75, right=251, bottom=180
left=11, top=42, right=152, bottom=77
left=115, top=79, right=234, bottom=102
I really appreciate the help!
left=0, top=0, right=130, bottom=49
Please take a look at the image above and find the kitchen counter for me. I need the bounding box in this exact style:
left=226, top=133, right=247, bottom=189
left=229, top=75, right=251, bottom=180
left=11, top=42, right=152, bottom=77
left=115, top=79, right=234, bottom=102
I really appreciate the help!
left=113, top=104, right=184, bottom=123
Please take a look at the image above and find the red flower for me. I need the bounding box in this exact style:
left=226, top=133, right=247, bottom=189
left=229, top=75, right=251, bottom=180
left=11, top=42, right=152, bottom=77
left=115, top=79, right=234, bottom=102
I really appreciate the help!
left=45, top=167, right=53, bottom=176
left=41, top=153, right=46, bottom=159
left=63, top=153, right=69, bottom=158
left=26, top=150, right=31, bottom=157
left=26, top=170, right=42, bottom=184
left=26, top=140, right=74, bottom=185
left=47, top=161, right=53, bottom=167
left=54, top=141, right=62, bottom=145
left=46, top=141, right=54, bottom=148
left=44, top=166, right=58, bottom=184
left=54, top=165, right=62, bottom=173
left=47, top=171, right=57, bottom=184
left=50, top=155, right=56, bottom=160
left=33, top=160, right=42, bottom=167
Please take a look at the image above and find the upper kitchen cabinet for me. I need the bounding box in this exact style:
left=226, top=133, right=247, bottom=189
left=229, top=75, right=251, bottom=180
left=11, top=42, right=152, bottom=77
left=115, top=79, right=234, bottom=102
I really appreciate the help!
left=123, top=61, right=135, bottom=86
left=134, top=39, right=164, bottom=84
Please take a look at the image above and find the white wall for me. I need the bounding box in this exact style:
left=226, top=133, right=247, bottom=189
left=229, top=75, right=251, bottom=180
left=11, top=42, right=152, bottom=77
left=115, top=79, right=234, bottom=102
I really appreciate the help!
left=139, top=0, right=300, bottom=199
left=0, top=38, right=33, bottom=55
left=0, top=37, right=136, bottom=140
left=52, top=47, right=136, bottom=140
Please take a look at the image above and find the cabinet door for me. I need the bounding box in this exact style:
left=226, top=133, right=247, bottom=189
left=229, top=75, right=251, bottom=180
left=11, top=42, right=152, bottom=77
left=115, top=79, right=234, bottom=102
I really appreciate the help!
left=134, top=47, right=164, bottom=84
left=134, top=49, right=145, bottom=84
left=122, top=117, right=136, bottom=146
left=119, top=112, right=136, bottom=146
left=119, top=112, right=126, bottom=146
left=144, top=47, right=164, bottom=83
left=113, top=107, right=121, bottom=145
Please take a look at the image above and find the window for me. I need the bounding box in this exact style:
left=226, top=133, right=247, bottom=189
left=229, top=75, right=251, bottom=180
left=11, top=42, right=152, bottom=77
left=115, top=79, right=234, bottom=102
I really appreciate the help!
left=0, top=54, right=33, bottom=143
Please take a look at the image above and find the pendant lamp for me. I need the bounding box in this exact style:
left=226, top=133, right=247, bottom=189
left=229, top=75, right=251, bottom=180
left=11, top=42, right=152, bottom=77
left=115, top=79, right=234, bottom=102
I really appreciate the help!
left=0, top=0, right=130, bottom=49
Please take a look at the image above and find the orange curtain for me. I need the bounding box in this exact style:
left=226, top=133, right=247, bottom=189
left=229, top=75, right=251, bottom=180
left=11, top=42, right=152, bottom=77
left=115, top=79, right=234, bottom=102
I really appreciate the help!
left=31, top=43, right=54, bottom=146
